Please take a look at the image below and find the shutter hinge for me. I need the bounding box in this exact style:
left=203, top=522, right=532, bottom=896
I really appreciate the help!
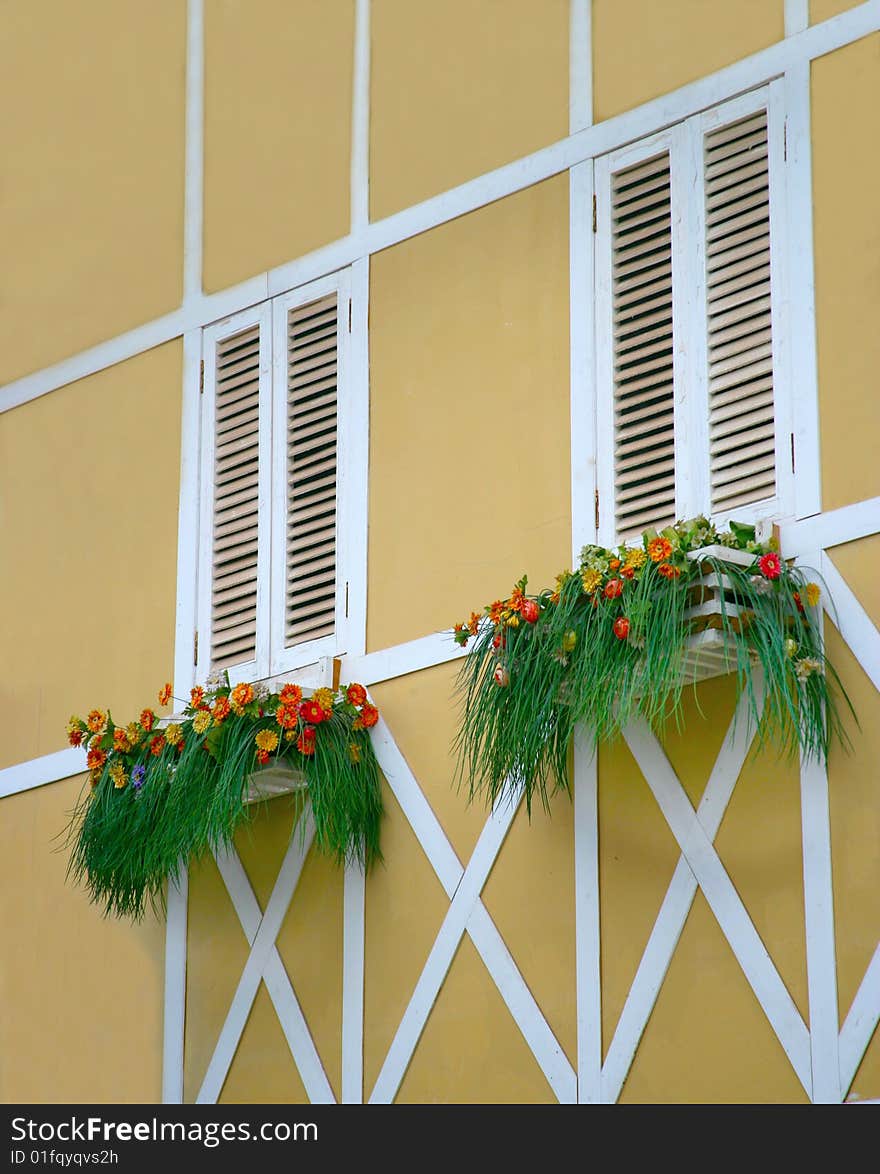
left=193, top=631, right=199, bottom=666
left=790, top=432, right=796, bottom=475
left=592, top=194, right=597, bottom=234
left=594, top=489, right=600, bottom=530
left=199, top=360, right=205, bottom=394
left=783, top=119, right=787, bottom=163
left=348, top=298, right=352, bottom=333
left=345, top=581, right=349, bottom=619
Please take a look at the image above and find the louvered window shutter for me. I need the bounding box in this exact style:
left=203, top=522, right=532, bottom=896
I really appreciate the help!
left=284, top=294, right=339, bottom=648
left=208, top=323, right=264, bottom=670
left=704, top=110, right=776, bottom=514
left=610, top=152, right=676, bottom=539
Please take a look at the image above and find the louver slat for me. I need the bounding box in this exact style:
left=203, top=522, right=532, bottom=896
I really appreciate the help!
left=286, top=294, right=338, bottom=647
left=210, top=325, right=261, bottom=669
left=705, top=110, right=775, bottom=514
left=612, top=152, right=676, bottom=538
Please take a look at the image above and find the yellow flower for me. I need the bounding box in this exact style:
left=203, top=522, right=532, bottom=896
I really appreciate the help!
left=805, top=582, right=821, bottom=608
left=581, top=569, right=602, bottom=595
left=164, top=723, right=183, bottom=747
left=562, top=630, right=577, bottom=652
left=349, top=742, right=361, bottom=764
left=784, top=638, right=798, bottom=658
left=255, top=729, right=279, bottom=753
left=625, top=548, right=647, bottom=568
left=126, top=722, right=142, bottom=746
left=312, top=687, right=335, bottom=716
left=193, top=710, right=212, bottom=734
left=506, top=614, right=520, bottom=628
left=109, top=762, right=128, bottom=790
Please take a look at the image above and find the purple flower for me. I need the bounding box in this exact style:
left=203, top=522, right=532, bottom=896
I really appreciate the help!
left=131, top=764, right=146, bottom=790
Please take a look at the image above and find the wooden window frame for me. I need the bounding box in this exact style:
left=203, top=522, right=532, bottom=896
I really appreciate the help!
left=196, top=269, right=353, bottom=686
left=593, top=82, right=796, bottom=547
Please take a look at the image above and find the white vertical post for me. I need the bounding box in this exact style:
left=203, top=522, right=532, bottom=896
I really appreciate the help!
left=800, top=545, right=842, bottom=1102
left=351, top=0, right=370, bottom=234
left=784, top=0, right=809, bottom=37
left=574, top=726, right=602, bottom=1102
left=162, top=866, right=189, bottom=1104
left=173, top=329, right=203, bottom=699
left=342, top=862, right=366, bottom=1103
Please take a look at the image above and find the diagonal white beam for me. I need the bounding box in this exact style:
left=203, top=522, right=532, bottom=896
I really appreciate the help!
left=840, top=943, right=880, bottom=1095
left=602, top=683, right=763, bottom=1103
left=369, top=788, right=521, bottom=1103
left=212, top=831, right=335, bottom=1104
left=819, top=552, right=880, bottom=694
left=624, top=719, right=813, bottom=1096
left=371, top=720, right=576, bottom=1102
left=196, top=807, right=316, bottom=1103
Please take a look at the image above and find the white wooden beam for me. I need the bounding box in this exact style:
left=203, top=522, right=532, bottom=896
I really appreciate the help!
left=573, top=727, right=602, bottom=1102
left=184, top=0, right=204, bottom=302
left=161, top=867, right=188, bottom=1104
left=839, top=943, right=880, bottom=1095
left=342, top=861, right=366, bottom=1104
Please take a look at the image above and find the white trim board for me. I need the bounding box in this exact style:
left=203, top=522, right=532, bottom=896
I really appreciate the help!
left=3, top=1, right=879, bottom=416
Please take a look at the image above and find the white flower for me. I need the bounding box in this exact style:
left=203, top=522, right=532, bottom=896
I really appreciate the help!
left=749, top=574, right=773, bottom=596
left=794, top=657, right=823, bottom=683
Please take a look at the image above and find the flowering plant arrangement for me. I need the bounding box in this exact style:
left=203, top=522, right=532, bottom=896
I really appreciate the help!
left=452, top=516, right=856, bottom=814
left=64, top=673, right=384, bottom=920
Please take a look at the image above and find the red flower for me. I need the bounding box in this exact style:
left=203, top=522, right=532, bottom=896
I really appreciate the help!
left=604, top=578, right=624, bottom=599
left=613, top=616, right=630, bottom=640
left=657, top=563, right=681, bottom=579
left=793, top=591, right=805, bottom=614
left=359, top=703, right=379, bottom=728
left=150, top=735, right=165, bottom=757
left=493, top=664, right=510, bottom=687
left=300, top=699, right=326, bottom=725
left=68, top=728, right=84, bottom=748
left=86, top=748, right=107, bottom=772
left=346, top=683, right=367, bottom=708
left=758, top=552, right=782, bottom=580
left=140, top=708, right=156, bottom=732
left=621, top=565, right=635, bottom=580
left=492, top=632, right=506, bottom=650
left=256, top=749, right=270, bottom=766
left=521, top=599, right=540, bottom=624
left=297, top=727, right=317, bottom=756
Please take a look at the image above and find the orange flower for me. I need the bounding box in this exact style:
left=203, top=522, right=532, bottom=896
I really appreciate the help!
left=604, top=578, right=624, bottom=599
left=86, top=747, right=107, bottom=772
left=648, top=537, right=673, bottom=563
left=256, top=749, right=270, bottom=766
left=158, top=682, right=173, bottom=706
left=359, top=703, right=379, bottom=729
left=150, top=735, right=165, bottom=756
left=68, top=727, right=84, bottom=748
left=657, top=562, right=681, bottom=579
left=212, top=696, right=231, bottom=723
left=276, top=703, right=300, bottom=729
left=346, top=683, right=367, bottom=708
left=140, top=708, right=156, bottom=732
left=487, top=600, right=504, bottom=624
left=297, top=727, right=317, bottom=756
left=113, top=728, right=131, bottom=753
left=280, top=683, right=303, bottom=706
left=621, top=565, right=635, bottom=580
left=609, top=558, right=621, bottom=570
left=190, top=686, right=205, bottom=709
left=86, top=709, right=107, bottom=734
left=230, top=682, right=254, bottom=712
left=467, top=611, right=481, bottom=637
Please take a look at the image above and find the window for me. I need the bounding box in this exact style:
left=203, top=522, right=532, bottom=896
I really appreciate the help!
left=197, top=270, right=352, bottom=682
left=594, top=85, right=792, bottom=544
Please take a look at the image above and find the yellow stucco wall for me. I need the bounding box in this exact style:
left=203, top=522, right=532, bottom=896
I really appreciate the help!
left=367, top=176, right=571, bottom=652
left=202, top=0, right=354, bottom=293
left=0, top=342, right=182, bottom=771
left=0, top=1, right=186, bottom=386
left=592, top=0, right=784, bottom=123
left=811, top=0, right=865, bottom=23
left=0, top=776, right=165, bottom=1102
left=812, top=33, right=880, bottom=512
left=370, top=0, right=569, bottom=220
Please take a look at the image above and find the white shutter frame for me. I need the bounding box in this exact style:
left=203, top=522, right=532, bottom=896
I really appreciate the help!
left=197, top=303, right=273, bottom=684
left=270, top=269, right=351, bottom=678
